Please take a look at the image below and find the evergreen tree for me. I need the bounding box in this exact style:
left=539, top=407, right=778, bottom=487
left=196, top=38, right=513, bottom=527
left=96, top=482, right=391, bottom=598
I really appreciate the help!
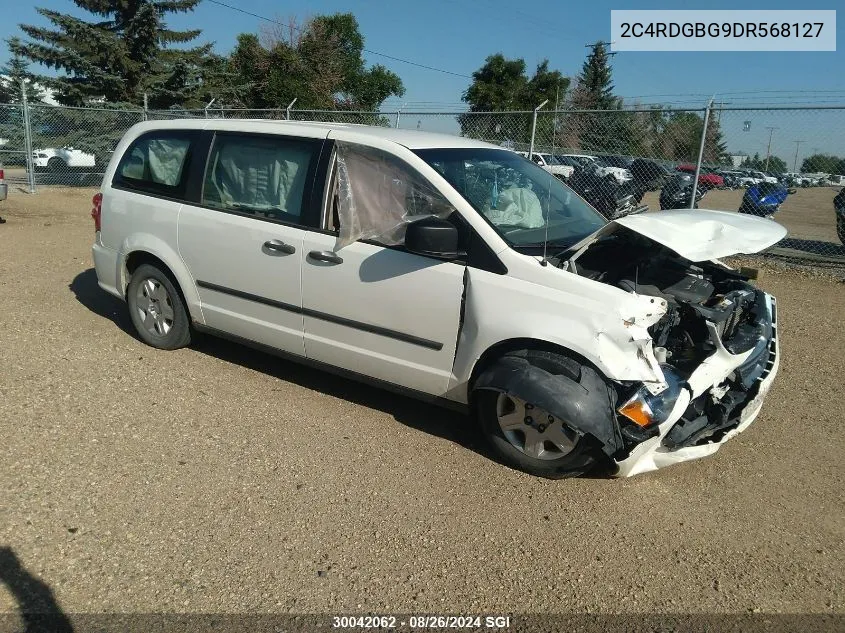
left=568, top=43, right=621, bottom=153
left=0, top=38, right=42, bottom=103
left=576, top=43, right=615, bottom=110
left=14, top=0, right=212, bottom=107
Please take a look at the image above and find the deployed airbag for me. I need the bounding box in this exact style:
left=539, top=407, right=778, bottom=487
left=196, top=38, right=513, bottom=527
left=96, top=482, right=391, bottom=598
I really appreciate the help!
left=334, top=142, right=455, bottom=249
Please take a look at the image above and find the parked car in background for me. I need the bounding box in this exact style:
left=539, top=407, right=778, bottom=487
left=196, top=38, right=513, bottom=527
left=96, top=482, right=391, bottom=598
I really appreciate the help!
left=675, top=164, right=724, bottom=189
left=752, top=170, right=778, bottom=184
left=739, top=182, right=792, bottom=218
left=591, top=155, right=633, bottom=184
left=92, top=119, right=785, bottom=479
left=558, top=153, right=631, bottom=183
left=717, top=170, right=744, bottom=189
left=519, top=152, right=575, bottom=180
left=33, top=147, right=97, bottom=171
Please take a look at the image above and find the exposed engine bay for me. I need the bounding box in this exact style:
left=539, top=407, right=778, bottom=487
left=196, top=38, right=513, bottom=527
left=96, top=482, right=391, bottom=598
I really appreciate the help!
left=560, top=226, right=776, bottom=456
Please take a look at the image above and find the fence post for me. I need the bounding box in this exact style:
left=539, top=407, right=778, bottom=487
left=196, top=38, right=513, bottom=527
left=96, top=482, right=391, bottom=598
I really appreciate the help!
left=394, top=109, right=401, bottom=128
left=20, top=80, right=36, bottom=194
left=143, top=93, right=148, bottom=121
left=690, top=98, right=713, bottom=210
left=528, top=99, right=549, bottom=160
left=285, top=97, right=297, bottom=121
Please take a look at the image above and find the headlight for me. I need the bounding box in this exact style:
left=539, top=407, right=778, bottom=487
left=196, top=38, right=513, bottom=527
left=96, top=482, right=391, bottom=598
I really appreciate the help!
left=672, top=191, right=687, bottom=201
left=618, top=365, right=685, bottom=428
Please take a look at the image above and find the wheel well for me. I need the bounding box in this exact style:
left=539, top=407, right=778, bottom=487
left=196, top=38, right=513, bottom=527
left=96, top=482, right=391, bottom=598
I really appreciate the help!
left=124, top=251, right=187, bottom=306
left=468, top=338, right=601, bottom=405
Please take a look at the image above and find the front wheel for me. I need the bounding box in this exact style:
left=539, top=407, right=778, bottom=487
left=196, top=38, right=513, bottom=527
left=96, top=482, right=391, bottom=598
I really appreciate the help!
left=837, top=217, right=845, bottom=245
left=126, top=264, right=191, bottom=350
left=475, top=390, right=602, bottom=479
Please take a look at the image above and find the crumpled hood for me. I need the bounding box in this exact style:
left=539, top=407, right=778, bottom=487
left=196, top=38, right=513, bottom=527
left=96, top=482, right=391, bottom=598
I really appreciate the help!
left=574, top=209, right=787, bottom=262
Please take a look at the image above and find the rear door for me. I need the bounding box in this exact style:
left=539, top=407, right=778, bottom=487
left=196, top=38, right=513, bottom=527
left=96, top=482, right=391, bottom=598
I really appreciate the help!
left=300, top=138, right=466, bottom=395
left=178, top=130, right=327, bottom=355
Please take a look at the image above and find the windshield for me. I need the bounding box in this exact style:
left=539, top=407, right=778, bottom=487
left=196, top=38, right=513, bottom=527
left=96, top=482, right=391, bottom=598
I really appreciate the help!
left=414, top=148, right=606, bottom=250
left=553, top=155, right=582, bottom=167
left=595, top=155, right=631, bottom=168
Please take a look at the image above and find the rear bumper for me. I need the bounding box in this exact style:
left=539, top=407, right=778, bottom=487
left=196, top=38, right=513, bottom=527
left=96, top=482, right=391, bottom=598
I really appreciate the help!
left=92, top=240, right=123, bottom=299
left=614, top=293, right=779, bottom=477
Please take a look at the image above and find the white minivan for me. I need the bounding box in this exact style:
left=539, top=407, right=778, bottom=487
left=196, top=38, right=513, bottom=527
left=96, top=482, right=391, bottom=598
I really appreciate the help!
left=92, top=120, right=785, bottom=478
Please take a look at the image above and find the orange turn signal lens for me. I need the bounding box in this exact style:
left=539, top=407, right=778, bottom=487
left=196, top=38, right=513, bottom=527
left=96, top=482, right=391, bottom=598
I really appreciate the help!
left=618, top=399, right=654, bottom=428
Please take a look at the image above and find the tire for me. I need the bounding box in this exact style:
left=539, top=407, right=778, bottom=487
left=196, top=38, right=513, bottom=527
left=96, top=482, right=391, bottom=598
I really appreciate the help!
left=838, top=218, right=845, bottom=245
left=474, top=351, right=605, bottom=479
left=126, top=263, right=191, bottom=350
left=47, top=157, right=68, bottom=172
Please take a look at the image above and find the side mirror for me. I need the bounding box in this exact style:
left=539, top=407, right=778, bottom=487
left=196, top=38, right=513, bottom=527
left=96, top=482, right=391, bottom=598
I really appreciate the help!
left=405, top=217, right=460, bottom=260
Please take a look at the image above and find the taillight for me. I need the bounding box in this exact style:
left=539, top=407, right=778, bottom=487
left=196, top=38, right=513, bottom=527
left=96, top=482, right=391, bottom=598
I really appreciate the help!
left=0, top=169, right=5, bottom=180
left=92, top=192, right=102, bottom=232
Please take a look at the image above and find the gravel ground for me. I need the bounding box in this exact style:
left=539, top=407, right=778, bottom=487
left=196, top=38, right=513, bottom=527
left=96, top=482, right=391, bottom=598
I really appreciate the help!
left=0, top=188, right=843, bottom=617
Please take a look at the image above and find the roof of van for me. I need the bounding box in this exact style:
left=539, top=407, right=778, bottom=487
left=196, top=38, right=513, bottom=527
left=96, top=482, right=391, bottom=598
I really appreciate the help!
left=134, top=118, right=507, bottom=151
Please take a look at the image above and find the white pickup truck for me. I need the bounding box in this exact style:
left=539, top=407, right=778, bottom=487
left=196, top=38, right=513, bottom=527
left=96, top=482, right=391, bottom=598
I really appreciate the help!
left=518, top=152, right=576, bottom=180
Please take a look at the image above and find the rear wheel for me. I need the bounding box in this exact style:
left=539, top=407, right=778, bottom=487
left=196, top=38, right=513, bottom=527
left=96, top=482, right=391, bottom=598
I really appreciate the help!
left=126, top=264, right=191, bottom=350
left=838, top=217, right=845, bottom=245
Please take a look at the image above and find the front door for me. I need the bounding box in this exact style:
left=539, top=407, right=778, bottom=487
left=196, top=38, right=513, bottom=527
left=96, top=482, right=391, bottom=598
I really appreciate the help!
left=178, top=131, right=325, bottom=355
left=300, top=141, right=465, bottom=395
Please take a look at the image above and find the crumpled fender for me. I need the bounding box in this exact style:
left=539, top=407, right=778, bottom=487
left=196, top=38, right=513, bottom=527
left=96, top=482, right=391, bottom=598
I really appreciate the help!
left=474, top=355, right=623, bottom=456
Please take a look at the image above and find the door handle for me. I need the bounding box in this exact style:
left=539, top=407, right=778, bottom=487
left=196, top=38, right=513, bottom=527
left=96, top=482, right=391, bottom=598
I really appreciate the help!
left=263, top=239, right=296, bottom=255
left=308, top=250, right=343, bottom=265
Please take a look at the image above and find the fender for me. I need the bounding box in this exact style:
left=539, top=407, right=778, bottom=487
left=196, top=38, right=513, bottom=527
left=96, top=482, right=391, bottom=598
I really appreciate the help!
left=118, top=233, right=204, bottom=323
left=473, top=354, right=623, bottom=456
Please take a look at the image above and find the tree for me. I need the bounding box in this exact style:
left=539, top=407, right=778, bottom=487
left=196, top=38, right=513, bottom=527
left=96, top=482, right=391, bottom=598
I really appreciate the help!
left=652, top=110, right=728, bottom=163
left=0, top=38, right=43, bottom=103
left=575, top=43, right=615, bottom=110
left=228, top=14, right=404, bottom=112
left=13, top=0, right=215, bottom=107
left=564, top=43, right=622, bottom=153
left=740, top=152, right=787, bottom=173
left=459, top=54, right=569, bottom=145
left=800, top=153, right=843, bottom=174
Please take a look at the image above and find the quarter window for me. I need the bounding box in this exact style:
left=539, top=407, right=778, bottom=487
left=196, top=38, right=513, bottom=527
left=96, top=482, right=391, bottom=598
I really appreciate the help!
left=202, top=133, right=319, bottom=224
left=114, top=132, right=195, bottom=197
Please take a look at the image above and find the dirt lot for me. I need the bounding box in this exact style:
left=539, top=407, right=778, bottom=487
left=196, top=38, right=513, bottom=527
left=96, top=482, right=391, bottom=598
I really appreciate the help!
left=0, top=188, right=843, bottom=619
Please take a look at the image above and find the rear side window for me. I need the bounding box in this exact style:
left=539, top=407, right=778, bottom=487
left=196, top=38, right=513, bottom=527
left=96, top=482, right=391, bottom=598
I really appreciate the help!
left=114, top=131, right=196, bottom=198
left=201, top=133, right=320, bottom=224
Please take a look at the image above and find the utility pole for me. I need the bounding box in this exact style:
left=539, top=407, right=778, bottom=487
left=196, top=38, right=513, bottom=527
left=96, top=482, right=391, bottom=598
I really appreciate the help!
left=792, top=140, right=805, bottom=173
left=715, top=100, right=732, bottom=124
left=585, top=41, right=618, bottom=56
left=764, top=126, right=778, bottom=172
left=551, top=81, right=561, bottom=150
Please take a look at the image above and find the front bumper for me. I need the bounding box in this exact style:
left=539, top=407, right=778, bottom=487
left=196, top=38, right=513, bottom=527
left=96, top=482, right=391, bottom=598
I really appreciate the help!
left=614, top=294, right=779, bottom=477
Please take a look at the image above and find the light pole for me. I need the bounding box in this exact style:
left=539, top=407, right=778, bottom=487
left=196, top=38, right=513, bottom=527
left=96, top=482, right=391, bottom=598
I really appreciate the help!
left=764, top=126, right=778, bottom=172
left=792, top=140, right=805, bottom=173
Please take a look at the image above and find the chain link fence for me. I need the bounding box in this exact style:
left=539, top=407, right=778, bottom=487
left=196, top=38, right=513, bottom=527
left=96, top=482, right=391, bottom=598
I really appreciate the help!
left=1, top=96, right=843, bottom=265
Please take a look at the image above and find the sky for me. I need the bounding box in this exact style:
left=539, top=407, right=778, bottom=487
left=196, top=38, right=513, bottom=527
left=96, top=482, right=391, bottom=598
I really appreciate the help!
left=0, top=0, right=843, bottom=162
